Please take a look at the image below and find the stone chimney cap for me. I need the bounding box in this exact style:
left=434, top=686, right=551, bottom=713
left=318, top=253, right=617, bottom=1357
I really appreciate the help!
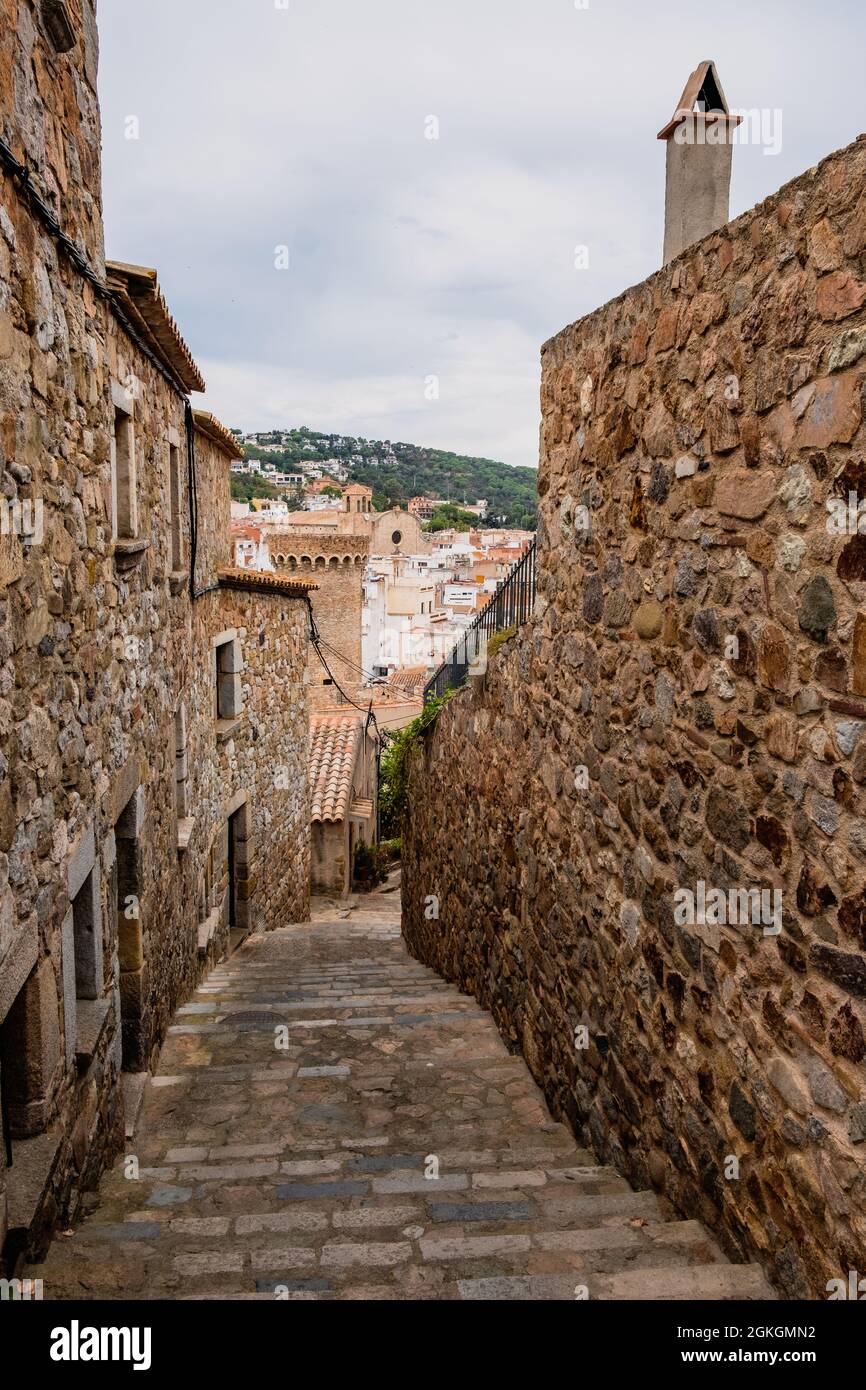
left=657, top=60, right=742, bottom=140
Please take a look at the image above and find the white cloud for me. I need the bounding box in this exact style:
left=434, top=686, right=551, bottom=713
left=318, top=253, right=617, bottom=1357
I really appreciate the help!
left=99, top=0, right=866, bottom=467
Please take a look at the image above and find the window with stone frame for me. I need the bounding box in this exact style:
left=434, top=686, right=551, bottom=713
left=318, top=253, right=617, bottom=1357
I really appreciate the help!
left=72, top=868, right=102, bottom=1004
left=112, top=401, right=137, bottom=541
left=174, top=702, right=189, bottom=818
left=214, top=634, right=243, bottom=722
left=0, top=1004, right=17, bottom=1165
left=0, top=952, right=68, bottom=1148
left=115, top=792, right=144, bottom=1071
left=41, top=0, right=76, bottom=53
left=169, top=441, right=184, bottom=573
left=198, top=865, right=210, bottom=925
left=196, top=836, right=224, bottom=957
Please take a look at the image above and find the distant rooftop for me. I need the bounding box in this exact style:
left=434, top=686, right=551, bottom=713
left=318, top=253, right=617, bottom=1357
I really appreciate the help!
left=309, top=714, right=364, bottom=823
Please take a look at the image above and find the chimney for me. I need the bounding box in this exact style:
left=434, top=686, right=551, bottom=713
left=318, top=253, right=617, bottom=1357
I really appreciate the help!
left=657, top=61, right=742, bottom=264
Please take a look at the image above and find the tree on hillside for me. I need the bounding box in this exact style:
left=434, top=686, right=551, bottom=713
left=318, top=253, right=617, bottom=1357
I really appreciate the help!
left=425, top=504, right=479, bottom=533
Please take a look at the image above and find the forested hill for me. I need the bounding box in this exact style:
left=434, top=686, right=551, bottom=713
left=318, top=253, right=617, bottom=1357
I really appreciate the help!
left=241, top=427, right=538, bottom=529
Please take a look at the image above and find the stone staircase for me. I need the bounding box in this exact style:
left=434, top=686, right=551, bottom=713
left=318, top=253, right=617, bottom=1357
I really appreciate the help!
left=27, top=891, right=775, bottom=1300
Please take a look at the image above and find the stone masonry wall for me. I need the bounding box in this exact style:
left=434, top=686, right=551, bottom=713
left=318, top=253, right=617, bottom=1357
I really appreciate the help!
left=198, top=585, right=311, bottom=935
left=0, top=0, right=311, bottom=1267
left=0, top=0, right=121, bottom=1263
left=269, top=532, right=368, bottom=711
left=403, top=133, right=866, bottom=1298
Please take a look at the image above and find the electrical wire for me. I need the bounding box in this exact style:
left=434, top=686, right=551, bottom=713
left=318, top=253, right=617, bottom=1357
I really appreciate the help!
left=0, top=134, right=191, bottom=401
left=313, top=635, right=433, bottom=702
left=301, top=596, right=391, bottom=748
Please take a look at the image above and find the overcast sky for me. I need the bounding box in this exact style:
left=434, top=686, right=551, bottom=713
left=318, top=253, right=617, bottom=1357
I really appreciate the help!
left=98, top=0, right=866, bottom=468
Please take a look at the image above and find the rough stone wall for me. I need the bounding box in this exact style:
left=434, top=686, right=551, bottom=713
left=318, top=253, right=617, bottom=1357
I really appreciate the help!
left=0, top=1, right=312, bottom=1266
left=0, top=0, right=121, bottom=1263
left=0, top=0, right=103, bottom=269
left=403, top=133, right=866, bottom=1298
left=269, top=532, right=368, bottom=711
left=192, top=426, right=232, bottom=579
left=198, top=586, right=311, bottom=933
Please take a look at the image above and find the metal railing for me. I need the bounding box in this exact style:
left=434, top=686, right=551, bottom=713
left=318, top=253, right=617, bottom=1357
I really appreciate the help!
left=423, top=538, right=537, bottom=701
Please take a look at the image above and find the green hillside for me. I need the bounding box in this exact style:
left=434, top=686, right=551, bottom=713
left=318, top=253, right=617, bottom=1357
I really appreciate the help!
left=238, top=428, right=538, bottom=529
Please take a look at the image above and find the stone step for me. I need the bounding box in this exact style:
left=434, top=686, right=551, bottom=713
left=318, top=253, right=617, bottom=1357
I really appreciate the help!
left=126, top=1144, right=599, bottom=1173
left=23, top=898, right=777, bottom=1302
left=591, top=1262, right=777, bottom=1301
left=182, top=985, right=458, bottom=1000
left=40, top=1180, right=666, bottom=1262
left=35, top=1218, right=735, bottom=1302
left=199, top=971, right=437, bottom=985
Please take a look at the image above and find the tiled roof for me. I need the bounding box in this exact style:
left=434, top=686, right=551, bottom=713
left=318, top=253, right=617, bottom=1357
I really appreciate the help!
left=657, top=60, right=741, bottom=141
left=217, top=567, right=318, bottom=597
left=106, top=261, right=206, bottom=393
left=309, top=715, right=363, bottom=823
left=193, top=409, right=245, bottom=460
left=388, top=666, right=428, bottom=695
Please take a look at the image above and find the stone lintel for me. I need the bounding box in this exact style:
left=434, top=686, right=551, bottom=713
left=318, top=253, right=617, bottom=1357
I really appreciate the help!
left=0, top=917, right=39, bottom=1025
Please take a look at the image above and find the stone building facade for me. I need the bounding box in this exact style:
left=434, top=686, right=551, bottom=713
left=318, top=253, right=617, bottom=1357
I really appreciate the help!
left=275, top=500, right=432, bottom=556
left=0, top=0, right=311, bottom=1274
left=268, top=532, right=369, bottom=711
left=404, top=133, right=866, bottom=1297
left=370, top=507, right=429, bottom=556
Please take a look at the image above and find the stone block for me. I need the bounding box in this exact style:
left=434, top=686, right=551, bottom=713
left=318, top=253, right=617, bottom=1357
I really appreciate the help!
left=61, top=908, right=77, bottom=1066
left=0, top=916, right=38, bottom=1025
left=4, top=958, right=62, bottom=1136
left=72, top=863, right=103, bottom=1001
left=118, top=913, right=143, bottom=973
left=67, top=824, right=95, bottom=901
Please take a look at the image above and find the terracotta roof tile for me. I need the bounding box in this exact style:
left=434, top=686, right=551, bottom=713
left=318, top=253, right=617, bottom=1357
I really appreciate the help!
left=106, top=261, right=206, bottom=392
left=387, top=666, right=428, bottom=695
left=309, top=714, right=363, bottom=823
left=217, top=567, right=318, bottom=597
left=193, top=409, right=245, bottom=460
left=656, top=59, right=742, bottom=140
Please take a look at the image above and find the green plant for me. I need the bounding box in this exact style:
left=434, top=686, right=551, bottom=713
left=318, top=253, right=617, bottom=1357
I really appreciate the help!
left=352, top=839, right=395, bottom=888
left=229, top=474, right=282, bottom=503
left=423, top=503, right=479, bottom=533
left=486, top=625, right=517, bottom=660
left=352, top=840, right=377, bottom=884
left=378, top=692, right=457, bottom=838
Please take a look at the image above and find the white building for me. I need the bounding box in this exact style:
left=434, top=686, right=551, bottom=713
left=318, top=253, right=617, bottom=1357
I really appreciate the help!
left=248, top=501, right=290, bottom=522
left=362, top=551, right=474, bottom=680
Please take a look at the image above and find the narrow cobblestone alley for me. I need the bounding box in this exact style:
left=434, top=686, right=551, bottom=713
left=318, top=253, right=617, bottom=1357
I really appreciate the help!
left=30, top=888, right=774, bottom=1301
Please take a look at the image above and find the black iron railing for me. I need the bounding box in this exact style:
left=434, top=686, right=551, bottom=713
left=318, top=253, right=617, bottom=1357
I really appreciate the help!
left=423, top=538, right=537, bottom=701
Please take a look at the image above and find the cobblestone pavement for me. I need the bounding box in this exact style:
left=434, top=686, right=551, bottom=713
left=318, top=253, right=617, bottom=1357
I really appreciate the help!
left=30, top=889, right=774, bottom=1300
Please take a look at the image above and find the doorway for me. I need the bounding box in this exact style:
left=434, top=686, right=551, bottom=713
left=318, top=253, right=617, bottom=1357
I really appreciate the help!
left=227, top=803, right=250, bottom=955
